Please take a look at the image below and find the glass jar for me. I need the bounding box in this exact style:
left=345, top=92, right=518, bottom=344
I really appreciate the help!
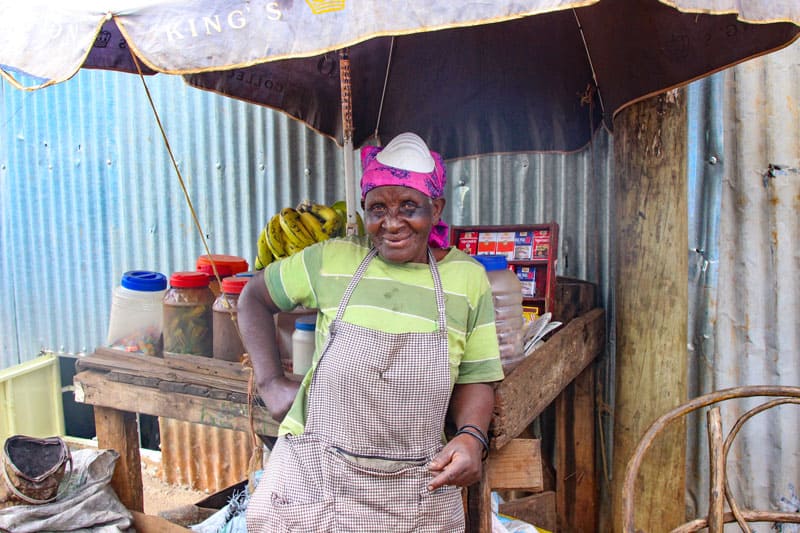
left=162, top=271, right=215, bottom=357
left=212, top=277, right=249, bottom=362
left=196, top=254, right=249, bottom=297
left=474, top=255, right=525, bottom=373
left=107, top=270, right=168, bottom=356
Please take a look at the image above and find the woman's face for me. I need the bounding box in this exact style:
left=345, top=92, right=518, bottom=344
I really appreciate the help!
left=363, top=186, right=445, bottom=264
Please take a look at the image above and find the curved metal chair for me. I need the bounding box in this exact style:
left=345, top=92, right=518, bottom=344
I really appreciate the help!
left=622, top=385, right=800, bottom=532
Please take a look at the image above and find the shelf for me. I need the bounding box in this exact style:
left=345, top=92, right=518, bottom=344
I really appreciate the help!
left=508, top=259, right=549, bottom=265
left=450, top=222, right=559, bottom=314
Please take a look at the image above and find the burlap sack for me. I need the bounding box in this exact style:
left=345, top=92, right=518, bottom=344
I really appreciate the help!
left=0, top=435, right=71, bottom=509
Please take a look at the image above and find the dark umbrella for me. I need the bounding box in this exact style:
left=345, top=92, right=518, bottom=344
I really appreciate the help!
left=185, top=2, right=799, bottom=160
left=3, top=1, right=798, bottom=157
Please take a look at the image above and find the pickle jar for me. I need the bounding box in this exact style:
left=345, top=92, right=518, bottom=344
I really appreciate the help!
left=212, top=277, right=250, bottom=362
left=196, top=254, right=249, bottom=297
left=163, top=271, right=215, bottom=357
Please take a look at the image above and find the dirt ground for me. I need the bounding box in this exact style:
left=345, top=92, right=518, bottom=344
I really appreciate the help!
left=141, top=459, right=208, bottom=517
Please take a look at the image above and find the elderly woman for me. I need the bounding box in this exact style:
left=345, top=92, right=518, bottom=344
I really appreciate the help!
left=240, top=132, right=504, bottom=532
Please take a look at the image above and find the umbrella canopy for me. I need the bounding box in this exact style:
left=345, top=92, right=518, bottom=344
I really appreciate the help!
left=1, top=0, right=798, bottom=159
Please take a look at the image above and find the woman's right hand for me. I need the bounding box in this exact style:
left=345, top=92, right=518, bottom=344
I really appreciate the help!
left=261, top=375, right=301, bottom=421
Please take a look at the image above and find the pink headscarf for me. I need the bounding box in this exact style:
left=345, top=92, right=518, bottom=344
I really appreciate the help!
left=360, top=142, right=450, bottom=248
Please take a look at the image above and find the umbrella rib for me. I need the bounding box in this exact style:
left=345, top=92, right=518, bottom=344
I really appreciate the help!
left=572, top=9, right=606, bottom=117
left=374, top=36, right=396, bottom=146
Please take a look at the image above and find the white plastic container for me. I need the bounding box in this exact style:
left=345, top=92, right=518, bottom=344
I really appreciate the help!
left=106, top=270, right=168, bottom=356
left=474, top=255, right=525, bottom=372
left=291, top=314, right=317, bottom=376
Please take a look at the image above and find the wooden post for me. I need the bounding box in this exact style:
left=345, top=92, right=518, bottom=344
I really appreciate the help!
left=610, top=90, right=688, bottom=532
left=94, top=406, right=144, bottom=512
left=556, top=364, right=597, bottom=532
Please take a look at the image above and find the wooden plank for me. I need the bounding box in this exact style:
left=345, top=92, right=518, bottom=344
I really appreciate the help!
left=74, top=370, right=279, bottom=436
left=162, top=350, right=251, bottom=381
left=498, top=491, right=557, bottom=532
left=466, top=465, right=492, bottom=533
left=131, top=511, right=192, bottom=532
left=485, top=438, right=543, bottom=491
left=556, top=365, right=597, bottom=533
left=93, top=406, right=143, bottom=512
left=611, top=91, right=687, bottom=532
left=492, top=308, right=605, bottom=449
left=77, top=349, right=251, bottom=395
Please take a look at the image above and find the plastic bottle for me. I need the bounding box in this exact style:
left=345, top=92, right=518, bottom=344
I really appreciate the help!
left=106, top=270, right=168, bottom=356
left=212, top=276, right=250, bottom=362
left=196, top=254, right=249, bottom=297
left=474, top=255, right=525, bottom=372
left=162, top=271, right=215, bottom=357
left=291, top=314, right=317, bottom=376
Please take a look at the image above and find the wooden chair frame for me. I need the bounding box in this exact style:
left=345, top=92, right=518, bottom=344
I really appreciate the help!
left=622, top=385, right=800, bottom=533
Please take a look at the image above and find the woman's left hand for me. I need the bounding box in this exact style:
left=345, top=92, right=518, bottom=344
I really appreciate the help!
left=426, top=433, right=484, bottom=490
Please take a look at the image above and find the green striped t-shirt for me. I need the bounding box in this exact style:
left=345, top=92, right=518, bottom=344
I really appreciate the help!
left=264, top=235, right=504, bottom=435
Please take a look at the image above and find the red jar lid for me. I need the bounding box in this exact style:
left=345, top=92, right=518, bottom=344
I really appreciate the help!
left=196, top=254, right=249, bottom=276
left=169, top=271, right=210, bottom=288
left=221, top=277, right=249, bottom=295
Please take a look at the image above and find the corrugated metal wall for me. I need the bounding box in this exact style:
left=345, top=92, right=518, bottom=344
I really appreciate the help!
left=686, top=40, right=800, bottom=520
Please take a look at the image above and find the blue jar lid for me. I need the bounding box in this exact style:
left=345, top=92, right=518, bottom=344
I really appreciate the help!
left=121, top=270, right=167, bottom=292
left=473, top=255, right=508, bottom=271
left=295, top=316, right=316, bottom=331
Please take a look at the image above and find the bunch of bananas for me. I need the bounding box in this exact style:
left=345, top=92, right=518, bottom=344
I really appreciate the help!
left=255, top=201, right=359, bottom=269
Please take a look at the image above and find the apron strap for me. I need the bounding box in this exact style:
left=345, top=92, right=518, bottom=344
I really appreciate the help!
left=334, top=248, right=448, bottom=335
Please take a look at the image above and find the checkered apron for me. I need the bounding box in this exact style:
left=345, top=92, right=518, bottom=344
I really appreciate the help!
left=247, top=248, right=464, bottom=532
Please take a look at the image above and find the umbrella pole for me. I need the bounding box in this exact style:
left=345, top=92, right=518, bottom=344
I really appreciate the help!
left=340, top=49, right=358, bottom=236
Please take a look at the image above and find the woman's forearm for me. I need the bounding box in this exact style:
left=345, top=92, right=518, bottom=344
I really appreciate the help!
left=237, top=273, right=300, bottom=422
left=448, top=382, right=495, bottom=436
left=238, top=274, right=283, bottom=390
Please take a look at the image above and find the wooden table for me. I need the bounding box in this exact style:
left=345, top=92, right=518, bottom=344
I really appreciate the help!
left=73, top=349, right=280, bottom=512
left=75, top=284, right=603, bottom=531
left=467, top=306, right=605, bottom=532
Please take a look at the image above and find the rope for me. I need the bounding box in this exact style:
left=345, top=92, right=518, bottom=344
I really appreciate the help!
left=127, top=39, right=262, bottom=462
left=373, top=36, right=395, bottom=145
left=572, top=9, right=606, bottom=119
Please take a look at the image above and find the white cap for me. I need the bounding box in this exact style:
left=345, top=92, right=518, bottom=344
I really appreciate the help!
left=375, top=132, right=435, bottom=173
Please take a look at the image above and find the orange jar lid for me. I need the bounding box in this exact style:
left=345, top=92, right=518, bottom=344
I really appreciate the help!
left=170, top=271, right=210, bottom=288
left=221, top=277, right=249, bottom=295
left=196, top=254, right=249, bottom=277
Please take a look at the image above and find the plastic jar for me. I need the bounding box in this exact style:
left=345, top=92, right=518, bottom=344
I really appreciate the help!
left=106, top=270, right=168, bottom=356
left=474, top=255, right=525, bottom=372
left=291, top=314, right=317, bottom=376
left=196, top=254, right=249, bottom=297
left=162, top=271, right=215, bottom=357
left=212, top=277, right=250, bottom=362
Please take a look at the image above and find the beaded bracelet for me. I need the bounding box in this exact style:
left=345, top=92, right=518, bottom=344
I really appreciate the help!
left=455, top=427, right=490, bottom=460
